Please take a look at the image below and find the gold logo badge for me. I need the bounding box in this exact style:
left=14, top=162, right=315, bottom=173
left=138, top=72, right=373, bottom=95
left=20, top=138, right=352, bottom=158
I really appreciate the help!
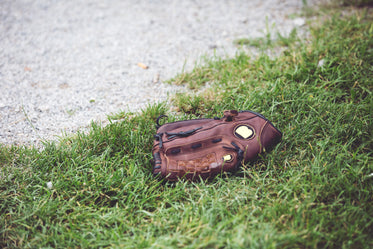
left=223, top=154, right=233, bottom=162
left=234, top=125, right=254, bottom=139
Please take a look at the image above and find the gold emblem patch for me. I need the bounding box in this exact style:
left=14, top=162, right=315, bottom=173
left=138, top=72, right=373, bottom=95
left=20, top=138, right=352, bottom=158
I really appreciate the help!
left=234, top=125, right=254, bottom=139
left=223, top=154, right=233, bottom=162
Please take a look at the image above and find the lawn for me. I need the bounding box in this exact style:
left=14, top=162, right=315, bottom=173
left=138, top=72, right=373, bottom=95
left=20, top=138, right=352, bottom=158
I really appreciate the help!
left=1, top=3, right=372, bottom=249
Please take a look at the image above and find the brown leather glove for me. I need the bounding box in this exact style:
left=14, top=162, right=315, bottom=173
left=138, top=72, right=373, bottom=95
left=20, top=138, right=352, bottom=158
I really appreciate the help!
left=152, top=110, right=282, bottom=181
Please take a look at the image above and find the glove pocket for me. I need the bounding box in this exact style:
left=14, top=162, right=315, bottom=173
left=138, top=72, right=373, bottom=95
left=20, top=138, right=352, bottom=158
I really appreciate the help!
left=164, top=139, right=241, bottom=180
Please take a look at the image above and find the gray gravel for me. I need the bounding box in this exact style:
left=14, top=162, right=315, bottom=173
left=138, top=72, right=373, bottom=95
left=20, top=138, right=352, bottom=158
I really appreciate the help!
left=0, top=0, right=315, bottom=146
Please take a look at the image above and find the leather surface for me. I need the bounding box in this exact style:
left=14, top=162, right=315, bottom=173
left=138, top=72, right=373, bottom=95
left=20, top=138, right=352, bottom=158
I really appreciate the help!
left=152, top=110, right=282, bottom=181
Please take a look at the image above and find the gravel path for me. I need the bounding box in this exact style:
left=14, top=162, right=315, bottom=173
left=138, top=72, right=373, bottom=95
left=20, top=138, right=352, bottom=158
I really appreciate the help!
left=0, top=0, right=314, bottom=146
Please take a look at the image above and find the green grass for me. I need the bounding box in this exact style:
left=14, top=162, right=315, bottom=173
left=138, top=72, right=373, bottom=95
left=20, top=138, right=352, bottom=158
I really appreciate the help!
left=1, top=5, right=373, bottom=249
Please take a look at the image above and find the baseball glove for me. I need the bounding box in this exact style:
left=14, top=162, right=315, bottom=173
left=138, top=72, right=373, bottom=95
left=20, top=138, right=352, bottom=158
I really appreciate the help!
left=152, top=110, right=282, bottom=181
